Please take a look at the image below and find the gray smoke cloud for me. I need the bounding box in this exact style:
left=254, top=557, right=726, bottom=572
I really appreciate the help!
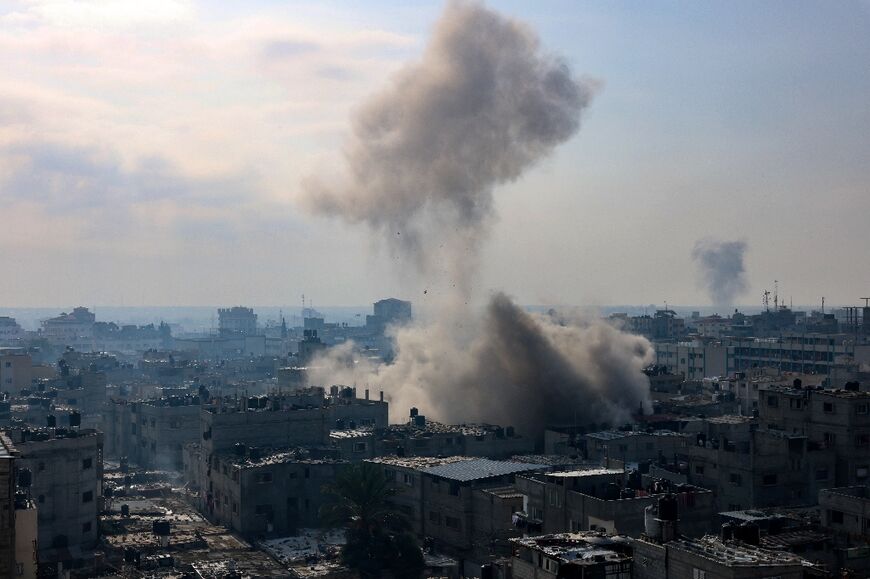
left=303, top=0, right=594, bottom=288
left=692, top=238, right=749, bottom=306
left=304, top=1, right=653, bottom=435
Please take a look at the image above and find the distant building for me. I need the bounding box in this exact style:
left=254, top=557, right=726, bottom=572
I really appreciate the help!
left=0, top=317, right=23, bottom=345
left=218, top=306, right=258, bottom=337
left=41, top=307, right=95, bottom=346
left=366, top=298, right=412, bottom=332
left=0, top=349, right=32, bottom=393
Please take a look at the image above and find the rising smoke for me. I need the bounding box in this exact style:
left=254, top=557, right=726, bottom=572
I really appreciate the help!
left=304, top=1, right=653, bottom=435
left=692, top=238, right=749, bottom=306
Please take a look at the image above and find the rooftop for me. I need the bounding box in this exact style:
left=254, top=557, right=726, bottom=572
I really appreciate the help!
left=512, top=532, right=632, bottom=564
left=421, top=457, right=548, bottom=482
left=668, top=536, right=807, bottom=567
left=585, top=429, right=685, bottom=441
left=367, top=455, right=472, bottom=470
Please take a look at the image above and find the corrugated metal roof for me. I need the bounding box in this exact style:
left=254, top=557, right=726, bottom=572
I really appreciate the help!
left=421, top=458, right=547, bottom=482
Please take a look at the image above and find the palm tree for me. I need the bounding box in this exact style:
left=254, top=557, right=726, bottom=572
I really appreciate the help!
left=321, top=463, right=424, bottom=579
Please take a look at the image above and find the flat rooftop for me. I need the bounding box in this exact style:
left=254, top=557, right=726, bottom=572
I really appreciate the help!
left=512, top=533, right=631, bottom=564
left=586, top=429, right=685, bottom=441
left=422, top=458, right=548, bottom=482
left=668, top=537, right=806, bottom=567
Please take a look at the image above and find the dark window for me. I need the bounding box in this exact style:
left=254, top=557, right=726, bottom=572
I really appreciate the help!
left=82, top=491, right=93, bottom=503
left=255, top=472, right=273, bottom=483
left=304, top=468, right=310, bottom=479
left=729, top=473, right=742, bottom=486
left=763, top=474, right=778, bottom=486
left=815, top=468, right=829, bottom=481
left=255, top=504, right=273, bottom=516
left=82, top=458, right=92, bottom=470
left=38, top=495, right=44, bottom=504
left=829, top=509, right=844, bottom=524
left=82, top=522, right=92, bottom=533
left=429, top=511, right=441, bottom=524
left=824, top=402, right=834, bottom=413
left=445, top=516, right=461, bottom=530
left=449, top=482, right=460, bottom=496
left=767, top=396, right=778, bottom=407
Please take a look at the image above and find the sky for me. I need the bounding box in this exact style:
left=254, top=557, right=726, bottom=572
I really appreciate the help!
left=1, top=0, right=869, bottom=308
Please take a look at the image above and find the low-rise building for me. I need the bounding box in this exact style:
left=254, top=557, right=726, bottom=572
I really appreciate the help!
left=509, top=532, right=633, bottom=579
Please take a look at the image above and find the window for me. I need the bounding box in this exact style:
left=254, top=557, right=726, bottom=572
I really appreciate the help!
left=694, top=465, right=705, bottom=475
left=304, top=468, right=310, bottom=479
left=255, top=504, right=273, bottom=516
left=763, top=474, right=778, bottom=486
left=403, top=473, right=414, bottom=487
left=353, top=442, right=367, bottom=453
left=857, top=404, right=869, bottom=415
left=829, top=509, right=844, bottom=524
left=448, top=482, right=460, bottom=496
left=445, top=516, right=461, bottom=530
left=429, top=511, right=441, bottom=525
left=232, top=502, right=238, bottom=513
left=857, top=466, right=869, bottom=479
left=82, top=522, right=92, bottom=533
left=824, top=432, right=836, bottom=446
left=255, top=472, right=273, bottom=484
left=384, top=469, right=396, bottom=482
left=548, top=489, right=562, bottom=507
left=693, top=570, right=706, bottom=579
left=823, top=402, right=835, bottom=413
left=38, top=462, right=44, bottom=472
left=82, top=491, right=93, bottom=503
left=767, top=396, right=778, bottom=408
left=856, top=435, right=870, bottom=448
left=82, top=458, right=92, bottom=470
left=729, top=473, right=742, bottom=486
left=170, top=420, right=181, bottom=429
left=815, top=468, right=829, bottom=481
left=38, top=495, right=44, bottom=504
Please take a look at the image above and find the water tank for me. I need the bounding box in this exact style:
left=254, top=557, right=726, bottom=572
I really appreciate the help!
left=738, top=522, right=760, bottom=546
left=248, top=447, right=261, bottom=461
left=506, top=426, right=515, bottom=437
left=410, top=407, right=419, bottom=418
left=644, top=504, right=661, bottom=539
left=657, top=494, right=678, bottom=521
left=46, top=414, right=56, bottom=428
left=152, top=520, right=171, bottom=536
left=414, top=415, right=426, bottom=428
left=721, top=522, right=735, bottom=541
left=69, top=411, right=81, bottom=427
left=247, top=397, right=258, bottom=409
left=121, top=504, right=130, bottom=516
left=606, top=483, right=620, bottom=500
left=234, top=443, right=246, bottom=457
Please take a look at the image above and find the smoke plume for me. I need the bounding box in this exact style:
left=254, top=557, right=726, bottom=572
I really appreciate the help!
left=692, top=238, right=749, bottom=306
left=304, top=1, right=653, bottom=435
left=304, top=0, right=594, bottom=288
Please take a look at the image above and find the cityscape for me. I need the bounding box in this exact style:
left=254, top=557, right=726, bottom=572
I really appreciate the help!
left=2, top=1, right=870, bottom=579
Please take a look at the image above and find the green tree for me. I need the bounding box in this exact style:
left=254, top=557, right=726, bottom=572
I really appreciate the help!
left=321, top=463, right=424, bottom=579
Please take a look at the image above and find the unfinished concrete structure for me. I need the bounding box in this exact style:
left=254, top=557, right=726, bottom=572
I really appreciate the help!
left=0, top=432, right=18, bottom=579
left=581, top=430, right=692, bottom=465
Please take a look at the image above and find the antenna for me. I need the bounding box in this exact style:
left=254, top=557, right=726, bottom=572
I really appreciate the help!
left=861, top=298, right=870, bottom=308
left=821, top=297, right=825, bottom=314
left=763, top=290, right=770, bottom=312
left=774, top=280, right=779, bottom=311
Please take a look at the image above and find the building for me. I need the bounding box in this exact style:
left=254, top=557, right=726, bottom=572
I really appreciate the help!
left=0, top=432, right=18, bottom=579
left=509, top=532, right=633, bottom=579
left=218, top=306, right=258, bottom=337
left=366, top=298, right=412, bottom=332
left=41, top=307, right=95, bottom=347
left=7, top=427, right=103, bottom=571
left=0, top=317, right=23, bottom=345
left=329, top=417, right=533, bottom=462
left=581, top=430, right=692, bottom=465
left=0, top=349, right=32, bottom=394
left=206, top=446, right=345, bottom=536
left=631, top=534, right=818, bottom=579
left=654, top=341, right=731, bottom=379
left=368, top=456, right=548, bottom=574
left=515, top=469, right=714, bottom=538
left=731, top=335, right=870, bottom=377
left=126, top=396, right=201, bottom=470
left=758, top=384, right=870, bottom=486
left=818, top=486, right=870, bottom=574
left=682, top=416, right=834, bottom=510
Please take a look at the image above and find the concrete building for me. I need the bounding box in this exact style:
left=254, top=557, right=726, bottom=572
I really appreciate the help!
left=41, top=307, right=95, bottom=347
left=509, top=532, right=633, bottom=579
left=218, top=306, right=258, bottom=337
left=0, top=432, right=18, bottom=579
left=7, top=427, right=103, bottom=570
left=0, top=317, right=23, bottom=345
left=731, top=335, right=870, bottom=377
left=682, top=416, right=834, bottom=510
left=515, top=469, right=714, bottom=538
left=818, top=486, right=870, bottom=575
left=581, top=430, right=693, bottom=465
left=0, top=350, right=32, bottom=394
left=759, top=384, right=870, bottom=486
left=206, top=446, right=344, bottom=537
left=654, top=341, right=731, bottom=379
left=368, top=456, right=547, bottom=574
left=127, top=396, right=201, bottom=470
left=366, top=298, right=412, bottom=332
left=631, top=535, right=818, bottom=579
left=329, top=419, right=533, bottom=462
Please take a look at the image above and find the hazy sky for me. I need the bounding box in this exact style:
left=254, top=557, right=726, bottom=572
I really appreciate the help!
left=1, top=0, right=868, bottom=308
